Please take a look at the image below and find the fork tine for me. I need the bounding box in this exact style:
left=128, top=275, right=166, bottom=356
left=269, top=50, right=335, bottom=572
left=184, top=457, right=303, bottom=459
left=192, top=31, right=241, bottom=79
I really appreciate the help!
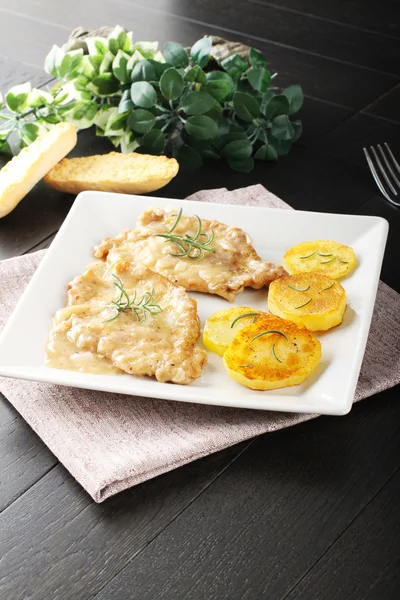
left=370, top=146, right=397, bottom=195
left=363, top=147, right=392, bottom=202
left=377, top=144, right=400, bottom=189
left=384, top=143, right=400, bottom=176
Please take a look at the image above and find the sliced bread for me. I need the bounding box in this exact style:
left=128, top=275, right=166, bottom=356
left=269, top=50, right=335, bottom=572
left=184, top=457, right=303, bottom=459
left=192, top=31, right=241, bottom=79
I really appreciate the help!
left=0, top=123, right=77, bottom=218
left=44, top=152, right=179, bottom=195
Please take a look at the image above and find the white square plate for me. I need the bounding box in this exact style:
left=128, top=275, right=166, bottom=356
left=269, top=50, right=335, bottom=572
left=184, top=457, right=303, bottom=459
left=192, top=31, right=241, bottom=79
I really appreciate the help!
left=0, top=192, right=388, bottom=415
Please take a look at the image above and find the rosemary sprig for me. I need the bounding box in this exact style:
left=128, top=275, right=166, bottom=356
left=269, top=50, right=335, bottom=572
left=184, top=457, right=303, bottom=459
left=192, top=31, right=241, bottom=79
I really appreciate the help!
left=231, top=312, right=261, bottom=328
left=320, top=282, right=335, bottom=292
left=319, top=257, right=336, bottom=264
left=105, top=275, right=162, bottom=324
left=300, top=250, right=316, bottom=259
left=156, top=208, right=215, bottom=262
left=240, top=328, right=289, bottom=367
left=294, top=297, right=313, bottom=309
left=272, top=343, right=282, bottom=363
left=251, top=329, right=289, bottom=343
left=287, top=284, right=310, bottom=292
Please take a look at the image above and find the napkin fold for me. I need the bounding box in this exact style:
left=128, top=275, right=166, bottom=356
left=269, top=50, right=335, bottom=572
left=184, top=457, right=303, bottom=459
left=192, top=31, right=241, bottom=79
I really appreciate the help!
left=1, top=185, right=399, bottom=502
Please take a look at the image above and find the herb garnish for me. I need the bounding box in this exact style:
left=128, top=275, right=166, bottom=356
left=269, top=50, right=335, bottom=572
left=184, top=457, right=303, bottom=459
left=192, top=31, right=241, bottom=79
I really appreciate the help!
left=230, top=312, right=261, bottom=328
left=320, top=282, right=335, bottom=292
left=105, top=275, right=162, bottom=324
left=239, top=328, right=289, bottom=367
left=294, top=297, right=313, bottom=309
left=300, top=250, right=316, bottom=259
left=299, top=249, right=348, bottom=266
left=156, top=208, right=215, bottom=262
left=287, top=284, right=310, bottom=292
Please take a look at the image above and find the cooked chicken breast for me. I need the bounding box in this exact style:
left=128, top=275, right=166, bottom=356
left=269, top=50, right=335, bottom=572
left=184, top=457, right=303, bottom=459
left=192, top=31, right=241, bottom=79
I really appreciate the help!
left=45, top=261, right=207, bottom=384
left=94, top=207, right=286, bottom=301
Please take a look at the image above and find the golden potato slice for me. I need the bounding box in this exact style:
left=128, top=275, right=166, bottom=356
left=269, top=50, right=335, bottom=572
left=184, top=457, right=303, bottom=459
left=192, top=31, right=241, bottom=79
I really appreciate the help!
left=223, top=315, right=321, bottom=390
left=284, top=240, right=357, bottom=279
left=268, top=273, right=346, bottom=331
left=203, top=306, right=265, bottom=356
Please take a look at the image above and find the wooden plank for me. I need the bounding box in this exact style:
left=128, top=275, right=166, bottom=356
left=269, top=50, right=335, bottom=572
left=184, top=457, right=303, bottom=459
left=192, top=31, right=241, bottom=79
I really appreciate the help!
left=0, top=9, right=70, bottom=68
left=0, top=55, right=51, bottom=90
left=364, top=83, right=400, bottom=123
left=1, top=0, right=397, bottom=108
left=93, top=388, right=400, bottom=600
left=285, top=470, right=400, bottom=600
left=129, top=0, right=400, bottom=74
left=251, top=0, right=400, bottom=38
left=0, top=441, right=250, bottom=600
left=356, top=194, right=400, bottom=293
left=310, top=113, right=400, bottom=168
left=0, top=400, right=57, bottom=512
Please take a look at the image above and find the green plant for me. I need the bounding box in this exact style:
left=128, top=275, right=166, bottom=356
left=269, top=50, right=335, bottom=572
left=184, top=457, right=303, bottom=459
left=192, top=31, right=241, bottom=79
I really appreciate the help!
left=0, top=26, right=303, bottom=171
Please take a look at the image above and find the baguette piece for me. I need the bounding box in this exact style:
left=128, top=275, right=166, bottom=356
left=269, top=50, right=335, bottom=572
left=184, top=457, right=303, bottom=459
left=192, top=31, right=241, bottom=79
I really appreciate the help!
left=44, top=152, right=179, bottom=195
left=0, top=123, right=77, bottom=218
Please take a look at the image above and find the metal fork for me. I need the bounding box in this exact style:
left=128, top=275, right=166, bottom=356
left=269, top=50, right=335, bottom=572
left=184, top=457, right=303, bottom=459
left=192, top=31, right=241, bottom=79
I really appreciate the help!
left=363, top=143, right=400, bottom=208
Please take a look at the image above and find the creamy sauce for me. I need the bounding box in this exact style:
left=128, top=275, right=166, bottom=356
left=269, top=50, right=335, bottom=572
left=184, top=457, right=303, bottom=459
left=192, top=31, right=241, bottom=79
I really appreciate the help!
left=45, top=260, right=206, bottom=384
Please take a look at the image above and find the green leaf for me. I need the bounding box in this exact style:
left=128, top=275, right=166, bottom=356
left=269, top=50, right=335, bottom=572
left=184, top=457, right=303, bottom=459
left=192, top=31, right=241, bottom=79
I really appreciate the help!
left=160, top=68, right=184, bottom=100
left=205, top=71, right=234, bottom=101
left=263, top=94, right=290, bottom=119
left=249, top=48, right=267, bottom=68
left=141, top=129, right=165, bottom=154
left=184, top=66, right=207, bottom=84
left=89, top=54, right=103, bottom=70
left=118, top=89, right=134, bottom=113
left=112, top=50, right=130, bottom=83
left=282, top=84, right=304, bottom=115
left=213, top=131, right=248, bottom=150
left=120, top=129, right=139, bottom=153
left=20, top=123, right=40, bottom=145
left=5, top=83, right=31, bottom=112
left=99, top=51, right=115, bottom=74
left=179, top=91, right=215, bottom=115
left=87, top=74, right=120, bottom=97
left=164, top=42, right=189, bottom=68
left=44, top=45, right=62, bottom=77
left=0, top=139, right=11, bottom=155
left=131, top=41, right=159, bottom=60
left=269, top=135, right=292, bottom=156
left=228, top=157, right=254, bottom=172
left=271, top=114, right=294, bottom=140
left=0, top=91, right=3, bottom=110
left=221, top=54, right=248, bottom=80
left=86, top=37, right=108, bottom=56
left=147, top=60, right=173, bottom=79
left=254, top=144, right=277, bottom=161
left=93, top=105, right=117, bottom=129
left=185, top=115, right=218, bottom=140
left=108, top=26, right=128, bottom=55
left=221, top=139, right=252, bottom=160
left=233, top=92, right=260, bottom=121
left=190, top=37, right=212, bottom=68
left=246, top=67, right=271, bottom=92
left=131, top=59, right=156, bottom=83
left=130, top=81, right=157, bottom=108
left=203, top=103, right=223, bottom=122
left=292, top=119, right=302, bottom=142
left=128, top=108, right=156, bottom=133
left=66, top=50, right=84, bottom=78
left=58, top=53, right=73, bottom=78
left=176, top=144, right=203, bottom=168
left=67, top=101, right=99, bottom=129
left=27, top=89, right=53, bottom=108
left=106, top=111, right=128, bottom=132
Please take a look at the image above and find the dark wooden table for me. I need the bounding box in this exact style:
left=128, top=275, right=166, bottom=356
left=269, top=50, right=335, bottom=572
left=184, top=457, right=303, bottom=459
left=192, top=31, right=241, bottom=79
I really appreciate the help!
left=0, top=1, right=399, bottom=599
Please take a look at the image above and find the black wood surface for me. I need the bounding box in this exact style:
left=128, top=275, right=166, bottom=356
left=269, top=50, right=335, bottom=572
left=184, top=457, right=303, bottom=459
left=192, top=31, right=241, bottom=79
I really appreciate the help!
left=0, top=1, right=399, bottom=599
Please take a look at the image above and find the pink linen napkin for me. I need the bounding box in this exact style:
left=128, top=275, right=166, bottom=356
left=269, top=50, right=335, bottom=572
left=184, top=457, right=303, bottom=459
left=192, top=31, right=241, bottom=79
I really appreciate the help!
left=1, top=184, right=399, bottom=502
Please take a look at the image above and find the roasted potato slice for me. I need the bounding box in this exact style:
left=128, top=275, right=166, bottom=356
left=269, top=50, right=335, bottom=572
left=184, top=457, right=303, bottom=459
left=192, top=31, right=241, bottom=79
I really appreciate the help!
left=203, top=306, right=265, bottom=356
left=284, top=240, right=357, bottom=279
left=223, top=315, right=321, bottom=390
left=268, top=273, right=346, bottom=331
